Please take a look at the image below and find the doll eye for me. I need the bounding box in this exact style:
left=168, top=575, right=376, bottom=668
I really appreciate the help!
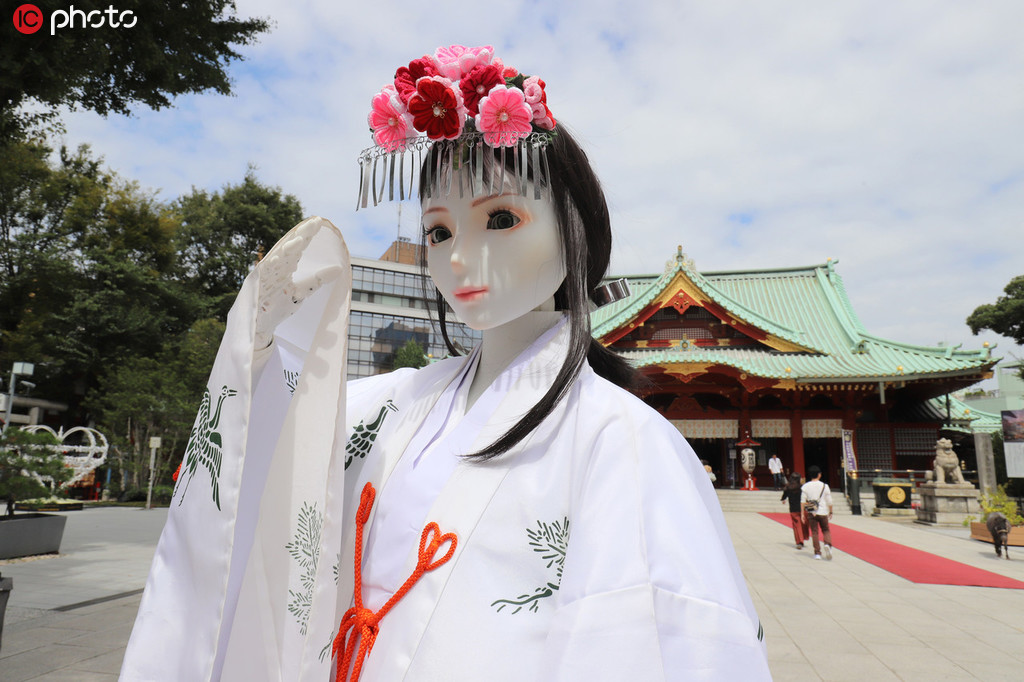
left=486, top=209, right=521, bottom=231
left=425, top=225, right=452, bottom=245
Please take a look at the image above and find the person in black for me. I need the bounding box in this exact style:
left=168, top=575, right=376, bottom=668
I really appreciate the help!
left=780, top=473, right=807, bottom=549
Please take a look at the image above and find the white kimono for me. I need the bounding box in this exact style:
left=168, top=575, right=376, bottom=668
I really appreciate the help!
left=121, top=219, right=770, bottom=681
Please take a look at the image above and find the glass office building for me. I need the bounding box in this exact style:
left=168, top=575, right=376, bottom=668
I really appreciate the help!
left=348, top=241, right=480, bottom=379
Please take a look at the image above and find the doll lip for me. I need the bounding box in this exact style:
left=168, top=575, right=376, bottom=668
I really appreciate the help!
left=453, top=286, right=489, bottom=301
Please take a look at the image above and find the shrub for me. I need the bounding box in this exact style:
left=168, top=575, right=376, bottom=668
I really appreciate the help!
left=0, top=428, right=70, bottom=511
left=965, top=484, right=1024, bottom=526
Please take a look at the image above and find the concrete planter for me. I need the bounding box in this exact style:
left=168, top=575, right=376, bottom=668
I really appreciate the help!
left=0, top=512, right=68, bottom=559
left=970, top=521, right=1024, bottom=547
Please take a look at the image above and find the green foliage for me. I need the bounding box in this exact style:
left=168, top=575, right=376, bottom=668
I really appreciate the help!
left=392, top=339, right=428, bottom=370
left=966, top=484, right=1024, bottom=527
left=967, top=274, right=1024, bottom=347
left=0, top=138, right=299, bottom=493
left=0, top=1, right=270, bottom=141
left=0, top=142, right=201, bottom=417
left=173, top=168, right=303, bottom=318
left=85, top=318, right=225, bottom=492
left=0, top=428, right=69, bottom=507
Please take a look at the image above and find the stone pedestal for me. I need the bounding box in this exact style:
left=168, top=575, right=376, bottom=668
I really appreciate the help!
left=915, top=483, right=981, bottom=526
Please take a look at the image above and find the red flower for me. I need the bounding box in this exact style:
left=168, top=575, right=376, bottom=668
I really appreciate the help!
left=460, top=64, right=503, bottom=116
left=394, top=56, right=440, bottom=104
left=502, top=66, right=519, bottom=80
left=408, top=77, right=465, bottom=140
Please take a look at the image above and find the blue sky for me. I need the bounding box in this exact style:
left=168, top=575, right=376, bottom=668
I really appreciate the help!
left=54, top=0, right=1024, bottom=384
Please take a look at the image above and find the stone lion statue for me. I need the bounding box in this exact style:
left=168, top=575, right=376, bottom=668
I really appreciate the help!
left=932, top=438, right=966, bottom=485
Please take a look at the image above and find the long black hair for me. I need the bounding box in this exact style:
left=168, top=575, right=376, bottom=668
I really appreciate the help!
left=419, top=124, right=637, bottom=460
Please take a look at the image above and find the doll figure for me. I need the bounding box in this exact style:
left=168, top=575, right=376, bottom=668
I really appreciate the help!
left=121, top=46, right=771, bottom=682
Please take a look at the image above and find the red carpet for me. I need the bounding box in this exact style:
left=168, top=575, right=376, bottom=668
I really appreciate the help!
left=761, top=513, right=1024, bottom=589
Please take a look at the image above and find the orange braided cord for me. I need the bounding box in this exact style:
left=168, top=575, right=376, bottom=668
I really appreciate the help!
left=332, top=482, right=458, bottom=682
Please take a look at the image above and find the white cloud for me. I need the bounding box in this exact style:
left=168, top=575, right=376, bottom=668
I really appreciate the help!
left=51, top=0, right=1024, bottom=379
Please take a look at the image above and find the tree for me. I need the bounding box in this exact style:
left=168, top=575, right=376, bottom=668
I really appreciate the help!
left=1, top=0, right=270, bottom=141
left=0, top=141, right=200, bottom=423
left=85, top=318, right=225, bottom=494
left=968, top=275, right=1024, bottom=345
left=393, top=339, right=428, bottom=370
left=173, top=168, right=303, bottom=318
left=0, top=428, right=67, bottom=512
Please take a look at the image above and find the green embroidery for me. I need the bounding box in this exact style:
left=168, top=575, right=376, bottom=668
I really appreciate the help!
left=286, top=501, right=323, bottom=635
left=174, top=385, right=237, bottom=510
left=344, top=400, right=397, bottom=470
left=283, top=368, right=299, bottom=395
left=492, top=517, right=570, bottom=614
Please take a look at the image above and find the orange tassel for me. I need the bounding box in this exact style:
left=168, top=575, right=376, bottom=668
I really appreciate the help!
left=333, top=482, right=457, bottom=682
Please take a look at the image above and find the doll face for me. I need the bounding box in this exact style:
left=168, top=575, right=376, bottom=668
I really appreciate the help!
left=422, top=175, right=565, bottom=331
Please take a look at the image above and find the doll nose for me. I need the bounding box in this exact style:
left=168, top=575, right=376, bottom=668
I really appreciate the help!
left=449, top=237, right=467, bottom=276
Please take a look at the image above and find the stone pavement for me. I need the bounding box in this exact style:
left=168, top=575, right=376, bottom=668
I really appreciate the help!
left=2, top=506, right=1024, bottom=681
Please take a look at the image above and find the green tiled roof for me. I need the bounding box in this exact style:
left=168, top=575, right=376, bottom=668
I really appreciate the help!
left=905, top=395, right=1003, bottom=433
left=592, top=254, right=995, bottom=383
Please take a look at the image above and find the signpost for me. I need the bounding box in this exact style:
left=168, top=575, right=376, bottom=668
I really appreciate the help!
left=146, top=436, right=161, bottom=510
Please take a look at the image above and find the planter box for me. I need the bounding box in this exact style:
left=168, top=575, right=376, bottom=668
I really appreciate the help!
left=0, top=513, right=68, bottom=559
left=970, top=521, right=1024, bottom=547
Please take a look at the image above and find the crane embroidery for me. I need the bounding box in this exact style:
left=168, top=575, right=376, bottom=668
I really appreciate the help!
left=492, top=517, right=570, bottom=614
left=174, top=385, right=237, bottom=510
left=344, top=400, right=398, bottom=470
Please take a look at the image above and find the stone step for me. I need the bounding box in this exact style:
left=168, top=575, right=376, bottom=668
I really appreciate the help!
left=715, top=488, right=853, bottom=514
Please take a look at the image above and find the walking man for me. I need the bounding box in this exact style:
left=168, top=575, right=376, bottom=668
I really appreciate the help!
left=768, top=453, right=784, bottom=490
left=801, top=465, right=833, bottom=560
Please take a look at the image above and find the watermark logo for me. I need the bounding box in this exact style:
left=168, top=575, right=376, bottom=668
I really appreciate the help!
left=11, top=4, right=138, bottom=35
left=13, top=4, right=43, bottom=34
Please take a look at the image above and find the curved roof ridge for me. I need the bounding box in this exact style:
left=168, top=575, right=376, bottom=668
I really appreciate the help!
left=813, top=266, right=867, bottom=350
left=822, top=269, right=867, bottom=335
left=858, top=332, right=994, bottom=360
left=702, top=263, right=831, bottom=277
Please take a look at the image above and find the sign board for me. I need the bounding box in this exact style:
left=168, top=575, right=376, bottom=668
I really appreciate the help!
left=841, top=429, right=858, bottom=472
left=1003, top=409, right=1024, bottom=478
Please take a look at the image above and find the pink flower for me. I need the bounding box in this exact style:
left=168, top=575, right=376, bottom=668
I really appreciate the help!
left=522, top=76, right=546, bottom=105
left=475, top=85, right=533, bottom=147
left=460, top=64, right=503, bottom=116
left=394, top=56, right=440, bottom=104
left=434, top=44, right=495, bottom=80
left=533, top=102, right=556, bottom=130
left=408, top=76, right=466, bottom=140
left=368, top=86, right=414, bottom=151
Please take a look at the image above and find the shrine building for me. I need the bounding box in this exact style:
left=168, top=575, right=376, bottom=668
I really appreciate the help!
left=593, top=248, right=998, bottom=488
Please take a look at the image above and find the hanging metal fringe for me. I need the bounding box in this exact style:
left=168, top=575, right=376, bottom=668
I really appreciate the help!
left=531, top=144, right=542, bottom=200
left=388, top=154, right=396, bottom=202
left=355, top=132, right=555, bottom=209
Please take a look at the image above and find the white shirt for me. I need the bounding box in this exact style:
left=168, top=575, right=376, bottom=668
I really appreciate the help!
left=800, top=479, right=833, bottom=515
left=768, top=456, right=783, bottom=474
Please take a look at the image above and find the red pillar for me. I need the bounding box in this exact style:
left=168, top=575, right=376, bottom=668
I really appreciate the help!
left=791, top=410, right=805, bottom=478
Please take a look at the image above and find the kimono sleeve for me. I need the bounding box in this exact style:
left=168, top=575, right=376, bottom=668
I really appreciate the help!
left=541, top=382, right=770, bottom=681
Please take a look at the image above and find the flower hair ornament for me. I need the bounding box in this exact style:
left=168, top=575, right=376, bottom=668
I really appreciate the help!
left=358, top=45, right=558, bottom=208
